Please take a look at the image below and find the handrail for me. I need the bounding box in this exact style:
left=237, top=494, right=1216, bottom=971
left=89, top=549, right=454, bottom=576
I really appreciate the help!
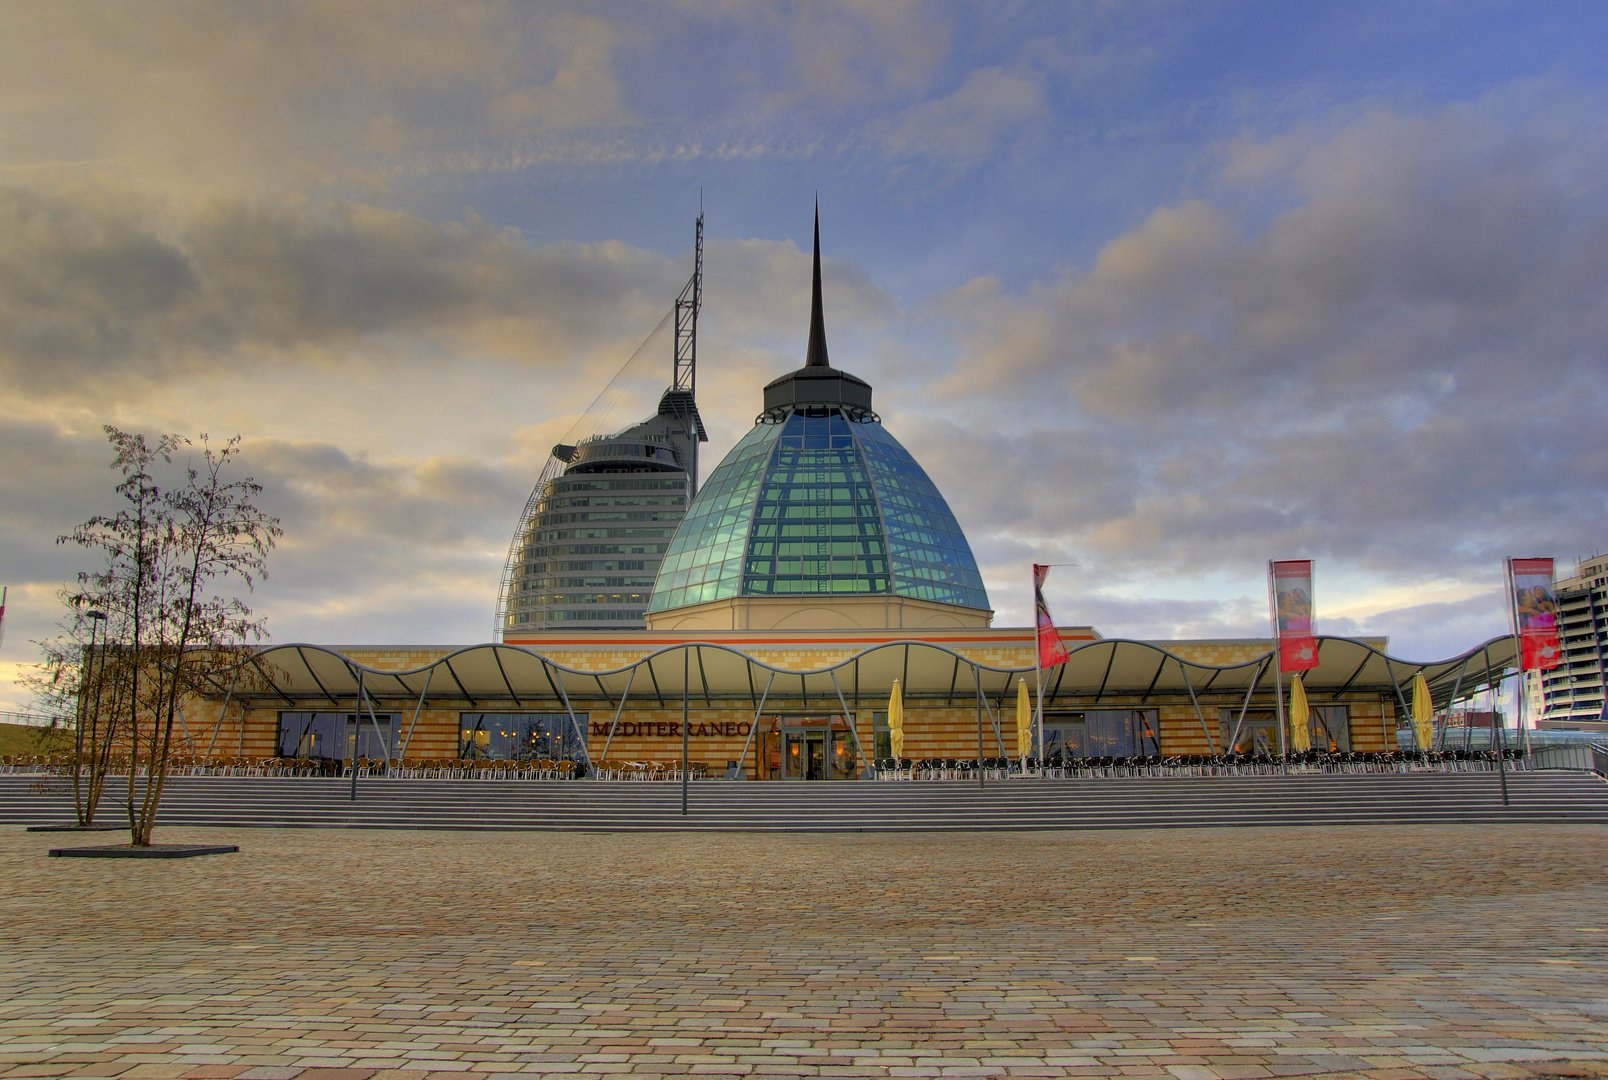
left=0, top=710, right=75, bottom=729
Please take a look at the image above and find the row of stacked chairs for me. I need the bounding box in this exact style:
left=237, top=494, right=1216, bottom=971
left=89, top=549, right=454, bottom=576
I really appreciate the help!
left=874, top=758, right=1017, bottom=780
left=389, top=758, right=585, bottom=779
left=869, top=748, right=1528, bottom=779
left=0, top=755, right=594, bottom=779
left=8, top=748, right=1529, bottom=780
left=590, top=760, right=712, bottom=781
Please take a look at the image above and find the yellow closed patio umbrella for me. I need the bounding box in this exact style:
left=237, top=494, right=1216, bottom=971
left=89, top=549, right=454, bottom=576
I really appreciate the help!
left=888, top=679, right=904, bottom=760
left=1016, top=677, right=1032, bottom=761
left=1411, top=672, right=1434, bottom=752
left=1289, top=675, right=1311, bottom=753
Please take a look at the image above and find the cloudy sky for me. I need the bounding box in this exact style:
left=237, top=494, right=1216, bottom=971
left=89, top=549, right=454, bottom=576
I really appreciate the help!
left=2, top=1, right=1606, bottom=709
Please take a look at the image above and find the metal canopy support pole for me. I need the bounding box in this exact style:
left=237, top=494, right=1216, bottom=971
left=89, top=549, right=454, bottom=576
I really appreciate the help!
left=734, top=670, right=774, bottom=780
left=1180, top=658, right=1214, bottom=755
left=548, top=660, right=590, bottom=774
left=1484, top=643, right=1508, bottom=806
left=976, top=672, right=1006, bottom=756
left=359, top=675, right=391, bottom=764
left=206, top=668, right=239, bottom=757
left=1437, top=658, right=1468, bottom=751
left=597, top=666, right=637, bottom=767
left=174, top=706, right=196, bottom=754
left=828, top=669, right=872, bottom=779
left=349, top=669, right=364, bottom=801
left=1383, top=658, right=1411, bottom=750
left=399, top=667, right=434, bottom=761
left=975, top=669, right=985, bottom=789
left=681, top=647, right=690, bottom=815
left=1227, top=657, right=1268, bottom=755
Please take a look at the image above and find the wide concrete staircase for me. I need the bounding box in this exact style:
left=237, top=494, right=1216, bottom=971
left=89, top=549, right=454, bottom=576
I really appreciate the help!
left=2, top=771, right=1605, bottom=831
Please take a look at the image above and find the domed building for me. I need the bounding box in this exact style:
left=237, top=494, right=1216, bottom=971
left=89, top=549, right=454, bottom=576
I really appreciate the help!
left=158, top=209, right=1467, bottom=787
left=646, top=211, right=991, bottom=631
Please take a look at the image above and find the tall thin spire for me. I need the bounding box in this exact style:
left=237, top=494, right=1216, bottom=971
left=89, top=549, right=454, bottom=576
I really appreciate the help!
left=804, top=200, right=830, bottom=368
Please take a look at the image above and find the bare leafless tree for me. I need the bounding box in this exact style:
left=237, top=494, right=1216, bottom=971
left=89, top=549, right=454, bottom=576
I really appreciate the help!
left=44, top=428, right=282, bottom=846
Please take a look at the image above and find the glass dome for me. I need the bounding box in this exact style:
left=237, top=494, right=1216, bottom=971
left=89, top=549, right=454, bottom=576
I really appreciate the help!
left=648, top=408, right=989, bottom=612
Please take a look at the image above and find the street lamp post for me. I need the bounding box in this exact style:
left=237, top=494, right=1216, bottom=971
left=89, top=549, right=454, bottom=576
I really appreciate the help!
left=79, top=609, right=108, bottom=824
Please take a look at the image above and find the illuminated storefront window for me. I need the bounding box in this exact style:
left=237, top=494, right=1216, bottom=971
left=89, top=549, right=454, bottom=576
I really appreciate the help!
left=1043, top=709, right=1161, bottom=758
left=458, top=712, right=590, bottom=761
left=277, top=712, right=397, bottom=761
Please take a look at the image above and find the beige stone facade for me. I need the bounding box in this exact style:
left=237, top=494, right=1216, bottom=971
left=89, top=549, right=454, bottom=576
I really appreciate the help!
left=644, top=593, right=993, bottom=631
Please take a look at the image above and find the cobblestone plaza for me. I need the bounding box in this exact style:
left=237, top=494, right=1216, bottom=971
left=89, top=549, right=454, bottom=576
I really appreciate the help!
left=1, top=824, right=1605, bottom=1080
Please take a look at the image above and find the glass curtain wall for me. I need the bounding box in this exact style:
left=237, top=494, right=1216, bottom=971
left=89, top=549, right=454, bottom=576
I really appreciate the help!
left=458, top=713, right=590, bottom=761
left=278, top=712, right=398, bottom=762
left=649, top=410, right=988, bottom=611
left=1043, top=709, right=1161, bottom=758
left=1218, top=706, right=1350, bottom=754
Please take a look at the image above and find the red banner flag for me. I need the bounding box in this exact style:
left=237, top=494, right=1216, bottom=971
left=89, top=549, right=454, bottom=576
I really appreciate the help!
left=1033, top=564, right=1069, bottom=668
left=1270, top=560, right=1318, bottom=671
left=1508, top=558, right=1561, bottom=671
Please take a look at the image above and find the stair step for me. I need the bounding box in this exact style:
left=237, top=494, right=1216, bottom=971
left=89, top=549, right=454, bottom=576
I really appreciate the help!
left=3, top=772, right=1602, bottom=831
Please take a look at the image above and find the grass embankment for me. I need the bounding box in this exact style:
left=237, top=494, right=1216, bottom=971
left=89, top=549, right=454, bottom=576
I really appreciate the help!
left=0, top=722, right=73, bottom=757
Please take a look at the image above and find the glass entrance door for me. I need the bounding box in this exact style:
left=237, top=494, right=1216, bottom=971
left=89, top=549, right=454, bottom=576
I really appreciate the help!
left=778, top=722, right=841, bottom=779
left=1220, top=710, right=1281, bottom=754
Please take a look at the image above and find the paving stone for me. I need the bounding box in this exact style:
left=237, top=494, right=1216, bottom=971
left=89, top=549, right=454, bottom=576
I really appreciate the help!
left=1, top=825, right=1606, bottom=1079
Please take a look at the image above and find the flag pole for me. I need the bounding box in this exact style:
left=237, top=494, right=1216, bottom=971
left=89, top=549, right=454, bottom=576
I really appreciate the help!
left=1034, top=658, right=1044, bottom=772
left=1269, top=561, right=1288, bottom=774
left=1031, top=563, right=1072, bottom=774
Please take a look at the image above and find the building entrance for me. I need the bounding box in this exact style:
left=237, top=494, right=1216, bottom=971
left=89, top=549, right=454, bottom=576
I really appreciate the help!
left=1220, top=710, right=1280, bottom=755
left=766, top=717, right=858, bottom=780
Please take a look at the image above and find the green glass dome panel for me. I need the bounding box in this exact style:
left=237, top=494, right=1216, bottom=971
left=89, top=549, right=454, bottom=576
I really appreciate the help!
left=648, top=411, right=989, bottom=612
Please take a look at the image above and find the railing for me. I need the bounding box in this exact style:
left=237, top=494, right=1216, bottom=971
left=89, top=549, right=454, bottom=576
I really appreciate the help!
left=0, top=711, right=74, bottom=729
left=1526, top=743, right=1600, bottom=771
left=1594, top=743, right=1608, bottom=777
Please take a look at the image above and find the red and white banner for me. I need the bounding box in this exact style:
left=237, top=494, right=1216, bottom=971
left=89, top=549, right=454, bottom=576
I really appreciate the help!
left=1507, top=558, right=1561, bottom=671
left=1270, top=560, right=1318, bottom=671
left=1033, top=564, right=1069, bottom=668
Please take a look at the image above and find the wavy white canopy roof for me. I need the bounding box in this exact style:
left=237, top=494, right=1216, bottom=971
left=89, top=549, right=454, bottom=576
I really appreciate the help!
left=214, top=633, right=1517, bottom=717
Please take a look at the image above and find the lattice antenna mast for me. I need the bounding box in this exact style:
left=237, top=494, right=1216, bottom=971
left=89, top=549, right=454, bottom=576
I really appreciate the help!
left=674, top=213, right=702, bottom=395
left=662, top=210, right=708, bottom=493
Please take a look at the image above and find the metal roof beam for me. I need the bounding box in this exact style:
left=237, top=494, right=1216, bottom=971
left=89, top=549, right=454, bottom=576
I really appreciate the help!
left=295, top=646, right=341, bottom=707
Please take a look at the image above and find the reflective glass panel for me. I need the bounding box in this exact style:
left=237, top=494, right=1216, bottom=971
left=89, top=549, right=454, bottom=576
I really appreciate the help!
left=459, top=713, right=590, bottom=761
left=648, top=407, right=990, bottom=612
left=277, top=712, right=397, bottom=761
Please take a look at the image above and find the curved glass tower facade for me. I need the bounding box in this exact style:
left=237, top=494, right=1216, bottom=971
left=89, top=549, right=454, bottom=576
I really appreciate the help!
left=649, top=208, right=987, bottom=618
left=647, top=408, right=989, bottom=612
